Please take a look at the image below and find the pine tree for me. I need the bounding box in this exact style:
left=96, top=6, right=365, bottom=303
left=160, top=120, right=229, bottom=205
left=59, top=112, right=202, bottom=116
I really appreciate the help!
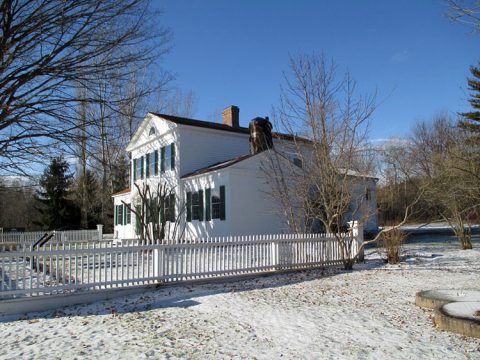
left=35, top=157, right=79, bottom=230
left=73, top=170, right=102, bottom=229
left=459, top=64, right=480, bottom=144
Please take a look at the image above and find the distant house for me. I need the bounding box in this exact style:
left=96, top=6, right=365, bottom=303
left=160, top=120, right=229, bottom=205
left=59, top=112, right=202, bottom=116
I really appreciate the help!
left=112, top=106, right=378, bottom=240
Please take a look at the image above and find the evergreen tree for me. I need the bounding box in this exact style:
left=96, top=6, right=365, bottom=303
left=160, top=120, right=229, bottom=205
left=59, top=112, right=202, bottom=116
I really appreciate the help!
left=35, top=157, right=79, bottom=230
left=111, top=156, right=130, bottom=193
left=73, top=170, right=102, bottom=229
left=460, top=64, right=480, bottom=144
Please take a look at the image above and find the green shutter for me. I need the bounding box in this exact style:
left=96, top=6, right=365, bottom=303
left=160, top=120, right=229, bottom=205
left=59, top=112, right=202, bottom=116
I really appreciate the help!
left=123, top=203, right=127, bottom=225
left=133, top=159, right=137, bottom=181
left=140, top=156, right=144, bottom=179
left=146, top=153, right=150, bottom=178
left=198, top=189, right=204, bottom=221
left=170, top=193, right=175, bottom=222
left=170, top=143, right=175, bottom=169
left=135, top=205, right=141, bottom=235
left=186, top=192, right=192, bottom=222
left=219, top=185, right=226, bottom=220
left=154, top=150, right=159, bottom=175
left=161, top=147, right=165, bottom=173
left=114, top=205, right=118, bottom=225
left=205, top=188, right=211, bottom=221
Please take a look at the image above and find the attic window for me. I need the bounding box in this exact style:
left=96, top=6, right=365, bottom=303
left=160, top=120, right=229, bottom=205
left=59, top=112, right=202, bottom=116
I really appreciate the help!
left=149, top=126, right=156, bottom=136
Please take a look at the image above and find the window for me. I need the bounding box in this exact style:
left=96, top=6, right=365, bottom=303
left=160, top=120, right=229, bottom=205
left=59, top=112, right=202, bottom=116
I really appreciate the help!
left=161, top=194, right=175, bottom=223
left=134, top=157, right=143, bottom=180
left=146, top=151, right=158, bottom=177
left=186, top=190, right=203, bottom=221
left=161, top=143, right=175, bottom=173
left=365, top=188, right=371, bottom=201
left=149, top=126, right=156, bottom=136
left=210, top=186, right=225, bottom=220
left=116, top=204, right=132, bottom=225
left=126, top=205, right=131, bottom=224
left=293, top=157, right=303, bottom=168
left=116, top=204, right=123, bottom=225
left=197, top=186, right=226, bottom=221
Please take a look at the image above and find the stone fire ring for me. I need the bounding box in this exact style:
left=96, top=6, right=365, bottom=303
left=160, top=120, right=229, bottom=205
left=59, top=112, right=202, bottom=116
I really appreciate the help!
left=435, top=302, right=480, bottom=339
left=415, top=290, right=480, bottom=339
left=415, top=290, right=480, bottom=309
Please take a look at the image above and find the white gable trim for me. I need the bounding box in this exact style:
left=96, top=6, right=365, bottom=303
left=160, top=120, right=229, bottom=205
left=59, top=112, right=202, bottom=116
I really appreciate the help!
left=126, top=113, right=178, bottom=152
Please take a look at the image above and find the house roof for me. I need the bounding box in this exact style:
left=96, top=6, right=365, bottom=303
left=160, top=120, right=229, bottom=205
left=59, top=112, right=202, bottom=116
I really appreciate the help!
left=181, top=154, right=256, bottom=179
left=148, top=112, right=311, bottom=143
left=149, top=112, right=251, bottom=135
left=112, top=188, right=131, bottom=197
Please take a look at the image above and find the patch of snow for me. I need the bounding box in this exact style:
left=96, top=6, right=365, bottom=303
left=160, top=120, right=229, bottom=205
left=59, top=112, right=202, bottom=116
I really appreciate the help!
left=442, top=302, right=480, bottom=321
left=427, top=290, right=480, bottom=303
left=0, top=242, right=479, bottom=359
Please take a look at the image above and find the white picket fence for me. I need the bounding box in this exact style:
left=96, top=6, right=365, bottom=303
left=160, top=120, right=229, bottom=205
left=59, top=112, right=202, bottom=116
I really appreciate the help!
left=0, top=227, right=103, bottom=244
left=0, top=233, right=360, bottom=299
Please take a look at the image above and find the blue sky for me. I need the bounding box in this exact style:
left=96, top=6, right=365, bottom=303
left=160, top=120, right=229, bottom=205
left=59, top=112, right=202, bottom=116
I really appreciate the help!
left=157, top=0, right=480, bottom=140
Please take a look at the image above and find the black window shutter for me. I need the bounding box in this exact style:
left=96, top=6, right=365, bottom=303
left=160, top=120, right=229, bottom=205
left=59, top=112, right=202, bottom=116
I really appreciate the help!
left=219, top=185, right=226, bottom=220
left=135, top=205, right=141, bottom=235
left=140, top=156, right=144, bottom=179
left=205, top=188, right=211, bottom=221
left=186, top=192, right=192, bottom=222
left=123, top=203, right=127, bottom=225
left=146, top=153, right=150, bottom=178
left=154, top=150, right=159, bottom=175
left=115, top=205, right=118, bottom=225
left=133, top=159, right=137, bottom=181
left=160, top=147, right=165, bottom=173
left=170, top=143, right=175, bottom=169
left=198, top=189, right=204, bottom=221
left=170, top=193, right=175, bottom=222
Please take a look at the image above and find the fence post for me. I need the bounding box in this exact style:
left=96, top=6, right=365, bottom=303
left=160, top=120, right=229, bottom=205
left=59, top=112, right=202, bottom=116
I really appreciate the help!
left=271, top=238, right=278, bottom=270
left=97, top=224, right=103, bottom=241
left=349, top=221, right=364, bottom=262
left=153, top=247, right=163, bottom=280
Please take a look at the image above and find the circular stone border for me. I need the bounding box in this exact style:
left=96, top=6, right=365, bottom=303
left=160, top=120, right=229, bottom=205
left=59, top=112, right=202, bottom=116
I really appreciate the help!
left=435, top=302, right=480, bottom=339
left=415, top=290, right=480, bottom=309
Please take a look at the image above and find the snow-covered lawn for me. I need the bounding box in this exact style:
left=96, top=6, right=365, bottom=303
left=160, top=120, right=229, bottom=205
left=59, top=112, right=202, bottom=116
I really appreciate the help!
left=0, top=240, right=479, bottom=359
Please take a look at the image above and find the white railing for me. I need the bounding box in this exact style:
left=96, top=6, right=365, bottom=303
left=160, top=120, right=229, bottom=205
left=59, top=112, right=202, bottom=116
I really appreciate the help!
left=0, top=227, right=103, bottom=244
left=0, top=233, right=359, bottom=298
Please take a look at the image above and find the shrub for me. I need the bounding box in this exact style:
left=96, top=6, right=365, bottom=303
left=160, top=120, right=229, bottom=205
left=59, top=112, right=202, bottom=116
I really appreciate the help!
left=380, top=228, right=406, bottom=264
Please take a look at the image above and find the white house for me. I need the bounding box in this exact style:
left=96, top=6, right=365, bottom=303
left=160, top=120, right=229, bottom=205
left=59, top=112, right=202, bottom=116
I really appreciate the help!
left=112, top=106, right=378, bottom=241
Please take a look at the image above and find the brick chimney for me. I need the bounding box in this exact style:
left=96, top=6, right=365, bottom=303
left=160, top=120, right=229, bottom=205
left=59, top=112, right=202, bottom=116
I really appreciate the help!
left=222, top=105, right=239, bottom=128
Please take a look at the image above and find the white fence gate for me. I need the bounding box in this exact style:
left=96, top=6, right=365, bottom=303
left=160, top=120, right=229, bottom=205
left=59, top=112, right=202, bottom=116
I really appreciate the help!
left=0, top=232, right=360, bottom=299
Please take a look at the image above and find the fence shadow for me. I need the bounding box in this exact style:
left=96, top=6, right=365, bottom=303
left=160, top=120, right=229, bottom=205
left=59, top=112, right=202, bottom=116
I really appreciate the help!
left=0, top=259, right=386, bottom=323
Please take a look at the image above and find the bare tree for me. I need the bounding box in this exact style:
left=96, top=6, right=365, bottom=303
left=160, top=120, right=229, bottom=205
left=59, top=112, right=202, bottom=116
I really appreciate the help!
left=263, top=54, right=379, bottom=270
left=411, top=115, right=479, bottom=249
left=122, top=182, right=185, bottom=243
left=0, top=0, right=171, bottom=175
left=446, top=0, right=480, bottom=32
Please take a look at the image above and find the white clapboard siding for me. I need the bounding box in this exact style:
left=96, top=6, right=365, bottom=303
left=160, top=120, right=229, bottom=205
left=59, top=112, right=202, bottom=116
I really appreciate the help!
left=0, top=233, right=358, bottom=298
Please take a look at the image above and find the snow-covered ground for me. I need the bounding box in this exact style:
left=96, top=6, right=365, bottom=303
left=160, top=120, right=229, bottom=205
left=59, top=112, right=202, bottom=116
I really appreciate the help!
left=0, top=239, right=479, bottom=360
